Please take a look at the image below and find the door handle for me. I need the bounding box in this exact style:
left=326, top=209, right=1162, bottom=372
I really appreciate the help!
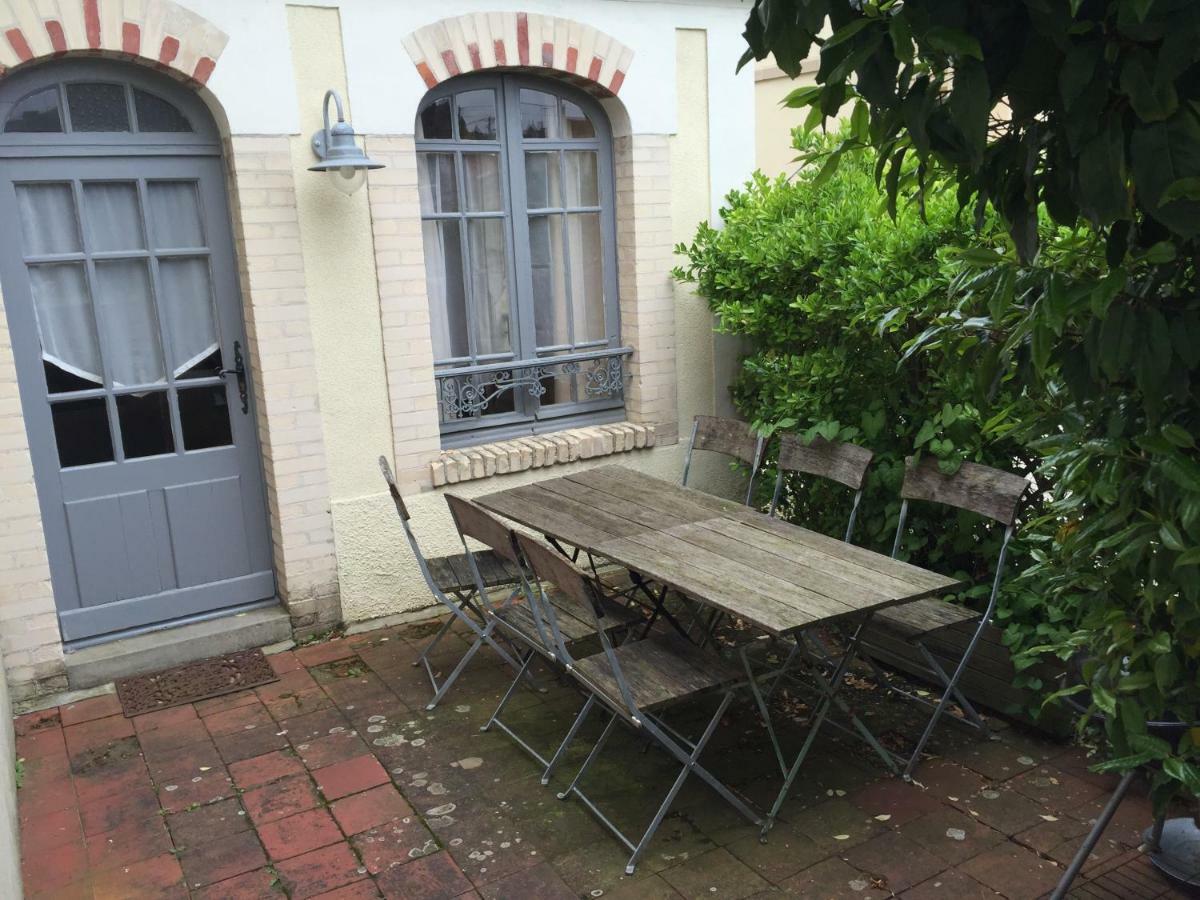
left=219, top=340, right=249, bottom=414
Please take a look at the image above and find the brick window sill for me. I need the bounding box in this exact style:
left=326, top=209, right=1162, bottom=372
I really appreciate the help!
left=430, top=423, right=657, bottom=486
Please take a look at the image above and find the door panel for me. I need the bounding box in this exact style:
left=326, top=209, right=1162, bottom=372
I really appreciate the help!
left=0, top=153, right=274, bottom=642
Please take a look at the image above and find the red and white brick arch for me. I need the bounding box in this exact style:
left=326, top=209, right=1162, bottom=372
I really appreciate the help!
left=402, top=12, right=633, bottom=96
left=0, top=0, right=228, bottom=85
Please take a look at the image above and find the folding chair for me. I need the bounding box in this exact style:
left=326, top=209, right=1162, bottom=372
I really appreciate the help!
left=446, top=495, right=641, bottom=784
left=863, top=455, right=1030, bottom=780
left=681, top=415, right=765, bottom=505
left=379, top=456, right=523, bottom=709
left=516, top=532, right=762, bottom=874
left=769, top=434, right=873, bottom=540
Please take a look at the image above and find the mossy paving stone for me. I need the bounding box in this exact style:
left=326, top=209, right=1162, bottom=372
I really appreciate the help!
left=658, top=846, right=771, bottom=899
left=549, top=836, right=678, bottom=894
left=438, top=799, right=548, bottom=885
left=488, top=784, right=610, bottom=860
left=785, top=797, right=887, bottom=850
left=724, top=821, right=831, bottom=884
left=70, top=734, right=142, bottom=777
left=898, top=807, right=1005, bottom=867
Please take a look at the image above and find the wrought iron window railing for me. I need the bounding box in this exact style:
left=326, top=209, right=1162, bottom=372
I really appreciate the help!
left=435, top=346, right=632, bottom=433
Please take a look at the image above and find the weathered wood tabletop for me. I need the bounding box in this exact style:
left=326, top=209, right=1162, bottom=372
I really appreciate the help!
left=474, top=465, right=963, bottom=636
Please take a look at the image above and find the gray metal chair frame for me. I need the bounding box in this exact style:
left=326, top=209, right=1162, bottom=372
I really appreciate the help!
left=515, top=532, right=762, bottom=874
left=867, top=456, right=1029, bottom=780
left=681, top=415, right=765, bottom=505
left=379, top=457, right=522, bottom=710
left=449, top=495, right=641, bottom=786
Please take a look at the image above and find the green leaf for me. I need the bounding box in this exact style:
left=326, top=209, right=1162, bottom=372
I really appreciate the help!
left=1162, top=424, right=1195, bottom=449
left=923, top=26, right=983, bottom=60
left=1031, top=321, right=1053, bottom=373
left=1163, top=454, right=1200, bottom=493
left=1160, top=523, right=1186, bottom=551
left=1159, top=176, right=1200, bottom=203
left=914, top=420, right=937, bottom=447
left=1175, top=548, right=1200, bottom=568
left=888, top=14, right=914, bottom=65
left=850, top=100, right=870, bottom=142
left=1119, top=48, right=1178, bottom=122
left=1131, top=107, right=1200, bottom=238
left=1077, top=114, right=1129, bottom=225
left=823, top=18, right=876, bottom=50
left=948, top=59, right=990, bottom=166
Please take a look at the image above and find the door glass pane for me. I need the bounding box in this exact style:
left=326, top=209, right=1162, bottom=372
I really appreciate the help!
left=567, top=213, right=606, bottom=342
left=133, top=89, right=192, bottom=132
left=520, top=90, right=559, bottom=139
left=147, top=181, right=204, bottom=249
left=51, top=398, right=113, bottom=467
left=418, top=97, right=452, bottom=139
left=157, top=258, right=220, bottom=379
left=83, top=182, right=144, bottom=251
left=528, top=214, right=568, bottom=348
left=422, top=220, right=468, bottom=360
left=417, top=153, right=458, bottom=214
left=564, top=151, right=599, bottom=207
left=116, top=391, right=173, bottom=458
left=5, top=87, right=62, bottom=133
left=15, top=183, right=81, bottom=255
left=466, top=218, right=511, bottom=356
left=562, top=101, right=595, bottom=138
left=457, top=90, right=497, bottom=140
left=524, top=151, right=560, bottom=209
left=179, top=385, right=232, bottom=450
left=93, top=259, right=164, bottom=386
left=28, top=263, right=104, bottom=389
left=66, top=83, right=130, bottom=132
left=463, top=153, right=502, bottom=212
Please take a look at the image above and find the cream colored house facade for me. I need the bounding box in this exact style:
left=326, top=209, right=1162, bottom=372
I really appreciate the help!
left=0, top=0, right=755, bottom=700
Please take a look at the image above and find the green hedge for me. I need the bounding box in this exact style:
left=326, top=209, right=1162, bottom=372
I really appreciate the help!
left=673, top=133, right=1035, bottom=600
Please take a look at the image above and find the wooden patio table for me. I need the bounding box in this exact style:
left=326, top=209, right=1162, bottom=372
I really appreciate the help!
left=474, top=464, right=964, bottom=836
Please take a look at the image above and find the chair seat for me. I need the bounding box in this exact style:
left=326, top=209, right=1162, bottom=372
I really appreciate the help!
left=427, top=550, right=521, bottom=594
left=490, top=589, right=642, bottom=654
left=874, top=598, right=981, bottom=639
left=573, top=633, right=743, bottom=712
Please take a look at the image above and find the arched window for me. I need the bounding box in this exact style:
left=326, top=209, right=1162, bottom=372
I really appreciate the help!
left=416, top=74, right=626, bottom=446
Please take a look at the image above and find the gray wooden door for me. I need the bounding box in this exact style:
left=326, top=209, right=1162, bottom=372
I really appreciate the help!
left=0, top=70, right=273, bottom=643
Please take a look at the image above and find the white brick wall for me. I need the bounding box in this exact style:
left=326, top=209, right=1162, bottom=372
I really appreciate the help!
left=225, top=135, right=341, bottom=638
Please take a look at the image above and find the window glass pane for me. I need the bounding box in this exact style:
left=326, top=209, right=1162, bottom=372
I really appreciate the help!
left=179, top=385, right=232, bottom=450
left=524, top=151, right=560, bottom=209
left=147, top=181, right=204, bottom=249
left=567, top=212, right=606, bottom=342
left=528, top=214, right=569, bottom=348
left=133, top=89, right=192, bottom=132
left=93, top=259, right=164, bottom=386
left=157, top=258, right=220, bottom=379
left=66, top=83, right=130, bottom=132
left=15, top=183, right=81, bottom=255
left=417, top=153, right=459, bottom=214
left=28, top=263, right=103, bottom=389
left=463, top=153, right=503, bottom=212
left=178, top=348, right=223, bottom=380
left=422, top=220, right=469, bottom=360
left=44, top=360, right=97, bottom=393
left=457, top=90, right=497, bottom=140
left=562, top=100, right=595, bottom=138
left=520, top=90, right=559, bottom=139
left=418, top=97, right=452, bottom=139
left=83, top=182, right=144, bottom=251
left=116, top=391, right=173, bottom=458
left=51, top=398, right=113, bottom=467
left=5, top=87, right=62, bottom=133
left=564, top=151, right=599, bottom=207
left=466, top=218, right=511, bottom=356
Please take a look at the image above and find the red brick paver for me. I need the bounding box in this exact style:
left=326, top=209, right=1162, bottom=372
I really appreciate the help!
left=14, top=618, right=1184, bottom=899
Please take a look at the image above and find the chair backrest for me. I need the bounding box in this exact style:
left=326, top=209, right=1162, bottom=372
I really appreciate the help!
left=444, top=493, right=519, bottom=564
left=899, top=456, right=1029, bottom=527
left=770, top=434, right=874, bottom=541
left=514, top=531, right=641, bottom=720
left=682, top=415, right=765, bottom=505
left=892, top=455, right=1031, bottom=621
left=379, top=455, right=445, bottom=601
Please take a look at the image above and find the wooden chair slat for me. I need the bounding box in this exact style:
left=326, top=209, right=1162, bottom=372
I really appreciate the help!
left=777, top=434, right=873, bottom=491
left=901, top=456, right=1030, bottom=525
left=445, top=493, right=520, bottom=563
left=692, top=415, right=761, bottom=466
left=873, top=597, right=980, bottom=639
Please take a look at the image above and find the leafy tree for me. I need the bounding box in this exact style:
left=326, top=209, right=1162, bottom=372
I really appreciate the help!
left=740, top=0, right=1200, bottom=809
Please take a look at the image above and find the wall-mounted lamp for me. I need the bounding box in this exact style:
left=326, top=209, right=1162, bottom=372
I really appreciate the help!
left=309, top=89, right=383, bottom=196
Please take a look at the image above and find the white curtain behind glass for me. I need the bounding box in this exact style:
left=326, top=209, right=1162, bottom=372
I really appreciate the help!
left=16, top=180, right=219, bottom=388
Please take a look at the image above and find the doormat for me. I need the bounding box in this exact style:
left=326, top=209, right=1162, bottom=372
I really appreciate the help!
left=115, top=648, right=278, bottom=717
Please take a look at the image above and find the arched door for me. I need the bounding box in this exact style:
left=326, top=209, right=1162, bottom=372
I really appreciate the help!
left=0, top=61, right=273, bottom=643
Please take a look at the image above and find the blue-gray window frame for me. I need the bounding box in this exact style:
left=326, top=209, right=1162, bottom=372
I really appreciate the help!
left=415, top=73, right=627, bottom=448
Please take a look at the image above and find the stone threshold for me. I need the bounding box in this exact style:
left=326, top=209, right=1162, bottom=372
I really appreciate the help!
left=430, top=422, right=656, bottom=486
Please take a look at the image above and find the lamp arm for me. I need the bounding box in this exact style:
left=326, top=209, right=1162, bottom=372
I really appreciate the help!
left=320, top=89, right=346, bottom=160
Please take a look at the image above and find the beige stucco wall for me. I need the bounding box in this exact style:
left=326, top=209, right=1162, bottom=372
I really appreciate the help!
left=755, top=59, right=815, bottom=178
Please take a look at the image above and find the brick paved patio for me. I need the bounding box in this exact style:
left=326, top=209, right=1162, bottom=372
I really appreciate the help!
left=13, top=616, right=1192, bottom=898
